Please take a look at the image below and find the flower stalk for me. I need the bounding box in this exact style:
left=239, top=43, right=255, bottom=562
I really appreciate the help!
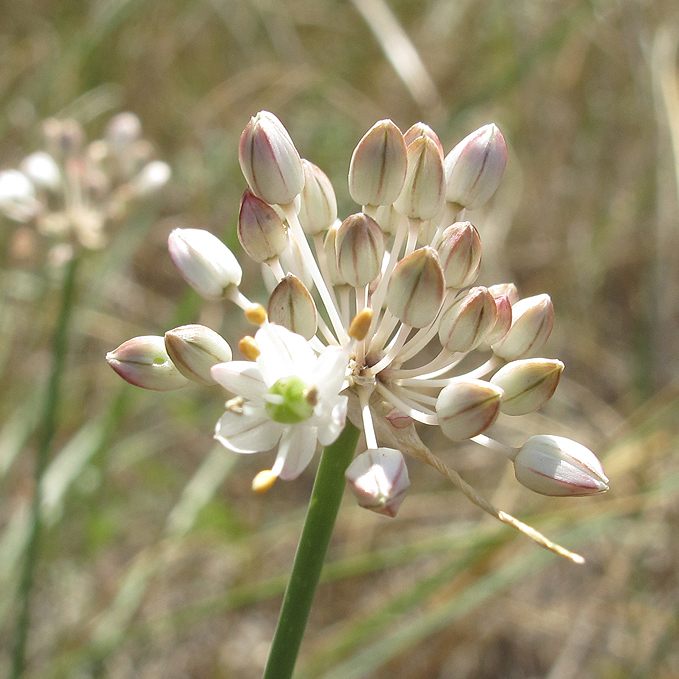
left=262, top=421, right=361, bottom=679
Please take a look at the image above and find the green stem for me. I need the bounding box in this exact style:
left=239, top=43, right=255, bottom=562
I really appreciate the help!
left=262, top=421, right=361, bottom=679
left=11, top=256, right=80, bottom=679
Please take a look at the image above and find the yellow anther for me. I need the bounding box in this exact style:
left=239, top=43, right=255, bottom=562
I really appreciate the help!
left=239, top=335, right=261, bottom=360
left=252, top=469, right=278, bottom=493
left=245, top=303, right=267, bottom=326
left=348, top=307, right=374, bottom=341
left=225, top=396, right=245, bottom=414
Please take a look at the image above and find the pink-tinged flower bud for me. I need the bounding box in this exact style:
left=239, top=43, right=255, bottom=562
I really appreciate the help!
left=483, top=292, right=512, bottom=345
left=20, top=152, right=61, bottom=191
left=0, top=170, right=39, bottom=222
left=373, top=203, right=403, bottom=235
left=436, top=221, right=482, bottom=288
left=488, top=282, right=519, bottom=305
left=268, top=274, right=318, bottom=340
left=513, top=434, right=609, bottom=497
left=238, top=111, right=304, bottom=206
left=444, top=124, right=507, bottom=209
left=238, top=189, right=289, bottom=263
left=436, top=378, right=504, bottom=441
left=335, top=213, right=385, bottom=287
left=348, top=119, right=407, bottom=207
left=345, top=448, right=410, bottom=517
left=438, top=286, right=497, bottom=352
left=298, top=159, right=337, bottom=235
left=404, top=122, right=444, bottom=156
left=386, top=247, right=445, bottom=328
left=322, top=223, right=345, bottom=286
left=164, top=324, right=233, bottom=385
left=490, top=358, right=563, bottom=416
left=394, top=135, right=445, bottom=220
left=168, top=228, right=242, bottom=300
left=129, top=160, right=171, bottom=196
left=106, top=336, right=189, bottom=391
left=491, top=294, right=555, bottom=360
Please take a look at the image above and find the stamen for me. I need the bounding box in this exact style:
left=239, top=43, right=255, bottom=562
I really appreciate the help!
left=239, top=335, right=260, bottom=360
left=366, top=323, right=412, bottom=377
left=375, top=382, right=438, bottom=425
left=305, top=386, right=319, bottom=407
left=359, top=387, right=379, bottom=449
left=225, top=396, right=245, bottom=414
left=245, top=303, right=268, bottom=326
left=348, top=308, right=374, bottom=341
left=252, top=469, right=278, bottom=493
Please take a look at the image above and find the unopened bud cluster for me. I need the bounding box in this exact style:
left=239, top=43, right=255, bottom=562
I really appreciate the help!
left=0, top=112, right=170, bottom=254
left=108, top=111, right=608, bottom=521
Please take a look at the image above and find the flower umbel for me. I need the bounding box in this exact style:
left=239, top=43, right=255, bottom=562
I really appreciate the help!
left=108, top=111, right=608, bottom=563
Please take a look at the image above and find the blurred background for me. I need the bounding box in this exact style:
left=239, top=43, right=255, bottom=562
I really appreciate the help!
left=1, top=0, right=678, bottom=676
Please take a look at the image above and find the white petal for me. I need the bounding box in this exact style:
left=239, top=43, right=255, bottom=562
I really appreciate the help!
left=316, top=395, right=348, bottom=446
left=272, top=425, right=318, bottom=480
left=214, top=404, right=283, bottom=453
left=255, top=323, right=316, bottom=385
left=312, top=345, right=350, bottom=399
left=211, top=361, right=267, bottom=401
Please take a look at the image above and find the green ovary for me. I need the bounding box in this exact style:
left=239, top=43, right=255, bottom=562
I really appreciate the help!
left=265, top=376, right=314, bottom=424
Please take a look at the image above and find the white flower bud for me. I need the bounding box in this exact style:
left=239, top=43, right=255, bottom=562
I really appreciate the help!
left=335, top=213, right=385, bottom=287
left=238, top=111, right=304, bottom=206
left=436, top=221, right=482, bottom=288
left=513, top=435, right=609, bottom=497
left=444, top=124, right=507, bottom=209
left=129, top=160, right=171, bottom=196
left=483, top=292, right=512, bottom=345
left=106, top=336, right=189, bottom=391
left=238, top=189, right=289, bottom=263
left=345, top=448, right=410, bottom=517
left=488, top=282, right=519, bottom=305
left=105, top=112, right=142, bottom=149
left=386, top=247, right=445, bottom=328
left=298, top=159, right=337, bottom=235
left=490, top=358, right=563, bottom=416
left=0, top=170, right=40, bottom=222
left=394, top=135, right=445, bottom=220
left=322, top=223, right=345, bottom=286
left=164, top=324, right=233, bottom=385
left=268, top=274, right=318, bottom=340
left=349, top=119, right=407, bottom=207
left=404, top=122, right=444, bottom=156
left=438, top=286, right=497, bottom=352
left=373, top=203, right=403, bottom=235
left=168, top=228, right=242, bottom=299
left=491, top=294, right=555, bottom=360
left=20, top=152, right=61, bottom=190
left=436, top=378, right=504, bottom=441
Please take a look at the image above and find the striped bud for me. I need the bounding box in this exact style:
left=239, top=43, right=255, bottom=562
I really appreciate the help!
left=268, top=274, right=318, bottom=340
left=436, top=378, right=504, bottom=441
left=438, top=286, right=497, bottom=352
left=386, top=247, right=444, bottom=328
left=437, top=221, right=482, bottom=288
left=490, top=358, right=563, bottom=416
left=491, top=294, right=554, bottom=360
left=404, top=122, right=444, bottom=156
left=488, top=282, right=519, bottom=305
left=298, top=159, right=337, bottom=235
left=513, top=435, right=609, bottom=497
left=483, top=292, right=512, bottom=345
left=349, top=120, right=407, bottom=207
left=164, top=324, right=233, bottom=385
left=238, top=189, right=289, bottom=263
left=335, top=213, right=385, bottom=287
left=444, top=123, right=507, bottom=209
left=168, top=228, right=242, bottom=299
left=345, top=448, right=410, bottom=517
left=106, top=336, right=189, bottom=391
left=238, top=111, right=304, bottom=206
left=394, top=135, right=445, bottom=220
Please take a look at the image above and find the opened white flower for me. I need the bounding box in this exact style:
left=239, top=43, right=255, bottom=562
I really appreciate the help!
left=211, top=323, right=350, bottom=481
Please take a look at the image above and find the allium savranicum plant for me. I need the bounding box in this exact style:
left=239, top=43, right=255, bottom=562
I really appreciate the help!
left=0, top=112, right=170, bottom=259
left=107, top=111, right=609, bottom=678
left=108, top=111, right=608, bottom=560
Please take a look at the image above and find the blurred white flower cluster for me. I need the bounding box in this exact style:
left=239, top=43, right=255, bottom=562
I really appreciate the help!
left=0, top=112, right=170, bottom=256
left=107, top=111, right=608, bottom=523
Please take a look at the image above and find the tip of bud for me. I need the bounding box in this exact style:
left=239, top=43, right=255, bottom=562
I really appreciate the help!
left=252, top=469, right=278, bottom=493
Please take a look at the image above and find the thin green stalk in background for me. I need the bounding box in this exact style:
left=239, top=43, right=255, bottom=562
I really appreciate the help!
left=262, top=421, right=361, bottom=679
left=11, top=256, right=80, bottom=679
